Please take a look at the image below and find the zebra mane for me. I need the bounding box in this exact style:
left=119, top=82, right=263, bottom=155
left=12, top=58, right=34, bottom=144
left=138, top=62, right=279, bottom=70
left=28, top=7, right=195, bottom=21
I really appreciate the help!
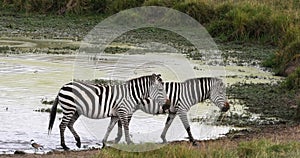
left=127, top=74, right=153, bottom=82
left=183, top=77, right=221, bottom=83
left=126, top=73, right=161, bottom=84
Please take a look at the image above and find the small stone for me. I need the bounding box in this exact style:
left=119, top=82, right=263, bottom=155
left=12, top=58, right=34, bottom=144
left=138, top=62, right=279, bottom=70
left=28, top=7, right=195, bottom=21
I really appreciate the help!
left=14, top=150, right=25, bottom=155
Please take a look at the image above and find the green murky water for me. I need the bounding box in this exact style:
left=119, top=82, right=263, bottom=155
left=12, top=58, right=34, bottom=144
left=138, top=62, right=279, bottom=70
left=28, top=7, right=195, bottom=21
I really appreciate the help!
left=0, top=38, right=281, bottom=154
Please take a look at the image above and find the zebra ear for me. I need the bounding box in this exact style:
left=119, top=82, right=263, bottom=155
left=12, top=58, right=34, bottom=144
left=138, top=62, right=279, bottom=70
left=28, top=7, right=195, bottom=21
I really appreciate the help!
left=215, top=79, right=223, bottom=86
left=219, top=81, right=223, bottom=87
left=151, top=74, right=156, bottom=82
left=156, top=74, right=162, bottom=82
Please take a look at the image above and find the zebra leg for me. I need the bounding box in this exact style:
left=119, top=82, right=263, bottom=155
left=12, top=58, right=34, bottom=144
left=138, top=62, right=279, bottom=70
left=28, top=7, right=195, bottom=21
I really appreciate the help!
left=178, top=111, right=198, bottom=146
left=67, top=112, right=81, bottom=148
left=119, top=114, right=133, bottom=144
left=114, top=120, right=123, bottom=143
left=160, top=113, right=176, bottom=143
left=125, top=115, right=133, bottom=144
left=59, top=115, right=72, bottom=150
left=102, top=116, right=119, bottom=148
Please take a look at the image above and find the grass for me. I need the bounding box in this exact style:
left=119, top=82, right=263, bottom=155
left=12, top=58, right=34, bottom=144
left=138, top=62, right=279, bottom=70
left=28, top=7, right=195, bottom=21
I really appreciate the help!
left=93, top=139, right=300, bottom=158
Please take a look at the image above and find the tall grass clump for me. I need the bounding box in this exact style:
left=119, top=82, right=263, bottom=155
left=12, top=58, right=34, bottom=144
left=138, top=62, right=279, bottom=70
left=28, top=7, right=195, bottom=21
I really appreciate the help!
left=268, top=25, right=300, bottom=76
left=208, top=2, right=291, bottom=44
left=207, top=3, right=235, bottom=41
left=173, top=0, right=214, bottom=24
left=107, top=0, right=145, bottom=14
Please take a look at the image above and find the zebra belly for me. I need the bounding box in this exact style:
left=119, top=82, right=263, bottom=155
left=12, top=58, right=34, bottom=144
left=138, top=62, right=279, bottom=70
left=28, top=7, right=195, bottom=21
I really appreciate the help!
left=75, top=102, right=115, bottom=119
left=78, top=109, right=113, bottom=119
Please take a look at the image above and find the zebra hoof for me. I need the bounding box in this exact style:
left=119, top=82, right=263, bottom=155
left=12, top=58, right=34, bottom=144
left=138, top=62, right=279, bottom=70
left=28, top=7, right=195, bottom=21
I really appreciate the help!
left=102, top=144, right=105, bottom=149
left=161, top=137, right=167, bottom=144
left=114, top=138, right=121, bottom=144
left=62, top=144, right=70, bottom=150
left=75, top=138, right=81, bottom=148
left=76, top=142, right=81, bottom=148
left=102, top=141, right=106, bottom=149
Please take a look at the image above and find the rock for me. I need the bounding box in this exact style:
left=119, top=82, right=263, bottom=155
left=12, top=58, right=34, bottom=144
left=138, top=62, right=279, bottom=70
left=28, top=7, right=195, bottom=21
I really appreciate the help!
left=14, top=150, right=26, bottom=155
left=11, top=30, right=19, bottom=34
left=284, top=58, right=300, bottom=76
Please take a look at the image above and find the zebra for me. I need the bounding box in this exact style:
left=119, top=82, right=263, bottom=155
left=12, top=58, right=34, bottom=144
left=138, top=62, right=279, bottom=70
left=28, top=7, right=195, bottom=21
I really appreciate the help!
left=48, top=73, right=169, bottom=150
left=102, top=79, right=171, bottom=144
left=112, top=77, right=229, bottom=146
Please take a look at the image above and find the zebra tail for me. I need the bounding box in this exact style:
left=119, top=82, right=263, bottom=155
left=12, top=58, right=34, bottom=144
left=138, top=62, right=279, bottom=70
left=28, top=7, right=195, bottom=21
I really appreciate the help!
left=48, top=96, right=58, bottom=135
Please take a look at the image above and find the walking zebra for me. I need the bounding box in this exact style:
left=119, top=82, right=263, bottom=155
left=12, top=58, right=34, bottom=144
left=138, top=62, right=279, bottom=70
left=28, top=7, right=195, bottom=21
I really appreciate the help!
left=48, top=74, right=169, bottom=150
left=112, top=77, right=229, bottom=146
left=101, top=81, right=170, bottom=145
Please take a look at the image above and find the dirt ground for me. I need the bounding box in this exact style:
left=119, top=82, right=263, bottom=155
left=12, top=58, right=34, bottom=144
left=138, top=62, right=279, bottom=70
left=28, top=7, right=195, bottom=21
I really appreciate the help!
left=1, top=124, right=299, bottom=158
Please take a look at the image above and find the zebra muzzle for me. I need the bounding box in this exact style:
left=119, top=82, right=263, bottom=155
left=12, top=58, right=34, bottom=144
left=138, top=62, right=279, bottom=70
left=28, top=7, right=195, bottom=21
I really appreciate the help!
left=162, top=99, right=171, bottom=110
left=164, top=99, right=171, bottom=106
left=221, top=101, right=230, bottom=112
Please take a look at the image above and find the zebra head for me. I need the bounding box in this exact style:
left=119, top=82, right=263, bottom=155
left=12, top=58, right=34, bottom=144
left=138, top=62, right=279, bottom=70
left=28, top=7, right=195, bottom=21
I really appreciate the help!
left=127, top=73, right=169, bottom=106
left=210, top=78, right=230, bottom=112
left=149, top=74, right=170, bottom=112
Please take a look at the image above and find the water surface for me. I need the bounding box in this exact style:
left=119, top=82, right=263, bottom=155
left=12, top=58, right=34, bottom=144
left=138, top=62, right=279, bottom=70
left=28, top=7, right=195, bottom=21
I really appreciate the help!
left=0, top=51, right=279, bottom=154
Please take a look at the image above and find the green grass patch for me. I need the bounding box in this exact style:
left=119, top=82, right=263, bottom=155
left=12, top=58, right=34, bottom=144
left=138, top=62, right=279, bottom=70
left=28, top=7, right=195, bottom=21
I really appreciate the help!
left=93, top=140, right=300, bottom=158
left=237, top=139, right=300, bottom=158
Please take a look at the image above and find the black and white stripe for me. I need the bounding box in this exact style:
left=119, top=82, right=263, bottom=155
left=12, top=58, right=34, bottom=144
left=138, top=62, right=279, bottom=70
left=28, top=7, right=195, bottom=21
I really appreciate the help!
left=48, top=74, right=167, bottom=150
left=114, top=77, right=229, bottom=145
